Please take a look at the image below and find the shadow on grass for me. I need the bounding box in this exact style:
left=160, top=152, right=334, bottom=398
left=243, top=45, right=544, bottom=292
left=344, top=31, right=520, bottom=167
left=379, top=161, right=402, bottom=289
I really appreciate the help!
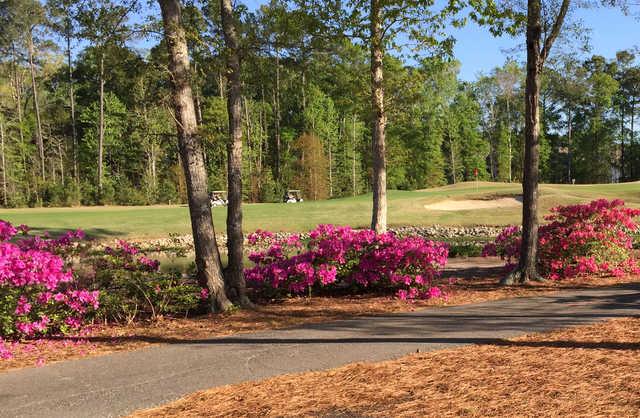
left=23, top=226, right=124, bottom=239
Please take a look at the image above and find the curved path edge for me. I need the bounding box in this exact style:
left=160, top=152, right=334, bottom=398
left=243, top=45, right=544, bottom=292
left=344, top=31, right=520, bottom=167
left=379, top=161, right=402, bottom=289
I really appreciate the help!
left=2, top=282, right=640, bottom=418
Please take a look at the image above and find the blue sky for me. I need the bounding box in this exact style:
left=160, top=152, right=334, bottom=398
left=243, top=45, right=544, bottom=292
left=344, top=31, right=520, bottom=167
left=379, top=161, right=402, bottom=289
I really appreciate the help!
left=450, top=6, right=639, bottom=80
left=235, top=1, right=638, bottom=80
left=134, top=2, right=639, bottom=81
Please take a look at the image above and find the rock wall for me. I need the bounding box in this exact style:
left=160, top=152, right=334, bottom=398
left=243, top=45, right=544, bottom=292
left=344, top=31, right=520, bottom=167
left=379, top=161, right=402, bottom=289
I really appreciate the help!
left=127, top=225, right=505, bottom=253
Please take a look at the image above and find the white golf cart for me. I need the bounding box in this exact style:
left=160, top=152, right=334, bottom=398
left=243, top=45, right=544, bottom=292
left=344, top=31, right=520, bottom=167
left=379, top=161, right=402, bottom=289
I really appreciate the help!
left=209, top=190, right=228, bottom=207
left=283, top=189, right=304, bottom=203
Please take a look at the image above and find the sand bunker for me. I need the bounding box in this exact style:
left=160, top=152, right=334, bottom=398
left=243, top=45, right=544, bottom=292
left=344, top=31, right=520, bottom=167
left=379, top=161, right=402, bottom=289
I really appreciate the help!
left=424, top=197, right=522, bottom=211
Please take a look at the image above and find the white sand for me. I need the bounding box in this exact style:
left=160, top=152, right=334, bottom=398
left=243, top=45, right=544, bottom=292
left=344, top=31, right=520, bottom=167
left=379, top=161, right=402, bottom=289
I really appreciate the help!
left=424, top=197, right=522, bottom=211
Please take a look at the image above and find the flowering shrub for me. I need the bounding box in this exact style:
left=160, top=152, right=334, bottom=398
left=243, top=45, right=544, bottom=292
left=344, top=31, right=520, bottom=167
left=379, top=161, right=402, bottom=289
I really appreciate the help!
left=481, top=225, right=521, bottom=267
left=0, top=219, right=209, bottom=348
left=0, top=221, right=98, bottom=339
left=245, top=224, right=449, bottom=300
left=247, top=229, right=276, bottom=246
left=482, top=199, right=640, bottom=279
left=90, top=240, right=203, bottom=323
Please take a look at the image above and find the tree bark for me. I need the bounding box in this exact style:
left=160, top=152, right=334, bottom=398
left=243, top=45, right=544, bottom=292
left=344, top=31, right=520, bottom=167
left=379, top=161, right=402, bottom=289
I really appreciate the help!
left=244, top=97, right=253, bottom=178
left=0, top=118, right=7, bottom=206
left=502, top=0, right=543, bottom=285
left=488, top=102, right=497, bottom=180
left=11, top=44, right=28, bottom=196
left=214, top=72, right=222, bottom=98
left=67, top=26, right=79, bottom=189
left=158, top=0, right=232, bottom=312
left=221, top=0, right=251, bottom=307
left=57, top=138, right=65, bottom=186
left=328, top=137, right=333, bottom=197
left=352, top=113, right=357, bottom=196
left=28, top=30, right=45, bottom=181
left=567, top=109, right=572, bottom=182
left=502, top=0, right=569, bottom=285
left=449, top=135, right=456, bottom=184
left=274, top=47, right=281, bottom=182
left=631, top=98, right=635, bottom=179
left=98, top=52, right=105, bottom=197
left=151, top=141, right=157, bottom=190
left=369, top=0, right=387, bottom=234
left=301, top=70, right=306, bottom=110
left=506, top=97, right=512, bottom=183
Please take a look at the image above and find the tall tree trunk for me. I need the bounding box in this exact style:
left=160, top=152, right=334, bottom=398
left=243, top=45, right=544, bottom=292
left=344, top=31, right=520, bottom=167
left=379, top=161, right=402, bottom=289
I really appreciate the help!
left=57, top=139, right=65, bottom=186
left=28, top=31, right=45, bottom=181
left=221, top=0, right=251, bottom=307
left=328, top=138, right=333, bottom=197
left=67, top=30, right=79, bottom=189
left=98, top=52, right=105, bottom=197
left=244, top=97, right=253, bottom=179
left=631, top=98, right=635, bottom=179
left=506, top=97, right=512, bottom=183
left=301, top=69, right=306, bottom=110
left=619, top=105, right=624, bottom=181
left=369, top=0, right=387, bottom=233
left=158, top=0, right=232, bottom=312
left=151, top=141, right=157, bottom=190
left=218, top=72, right=225, bottom=98
left=11, top=45, right=26, bottom=177
left=489, top=102, right=497, bottom=180
left=502, top=0, right=543, bottom=284
left=0, top=118, right=7, bottom=206
left=567, top=109, right=572, bottom=182
left=274, top=47, right=281, bottom=182
left=143, top=103, right=158, bottom=193
left=449, top=136, right=456, bottom=184
left=352, top=113, right=357, bottom=196
left=502, top=0, right=569, bottom=285
left=273, top=44, right=282, bottom=183
left=259, top=85, right=265, bottom=176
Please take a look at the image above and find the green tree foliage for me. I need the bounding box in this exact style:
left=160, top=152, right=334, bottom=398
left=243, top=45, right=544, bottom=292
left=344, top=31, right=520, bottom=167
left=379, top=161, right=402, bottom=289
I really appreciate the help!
left=292, top=132, right=328, bottom=200
left=0, top=1, right=638, bottom=208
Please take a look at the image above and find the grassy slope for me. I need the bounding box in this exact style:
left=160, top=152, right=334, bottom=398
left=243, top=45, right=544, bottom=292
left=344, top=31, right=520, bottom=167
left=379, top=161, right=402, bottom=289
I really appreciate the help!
left=0, top=181, right=638, bottom=239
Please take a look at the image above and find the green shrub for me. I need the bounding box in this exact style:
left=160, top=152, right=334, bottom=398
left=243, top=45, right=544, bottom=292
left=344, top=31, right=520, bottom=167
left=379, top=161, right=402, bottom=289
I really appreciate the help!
left=94, top=269, right=202, bottom=323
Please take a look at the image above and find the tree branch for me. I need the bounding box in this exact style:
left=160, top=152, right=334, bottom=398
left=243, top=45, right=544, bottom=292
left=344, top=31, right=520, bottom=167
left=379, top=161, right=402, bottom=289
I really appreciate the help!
left=540, top=0, right=570, bottom=65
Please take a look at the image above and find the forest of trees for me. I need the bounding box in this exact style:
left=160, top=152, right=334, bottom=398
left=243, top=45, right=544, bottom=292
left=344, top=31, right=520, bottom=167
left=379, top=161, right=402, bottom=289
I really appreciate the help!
left=0, top=0, right=638, bottom=208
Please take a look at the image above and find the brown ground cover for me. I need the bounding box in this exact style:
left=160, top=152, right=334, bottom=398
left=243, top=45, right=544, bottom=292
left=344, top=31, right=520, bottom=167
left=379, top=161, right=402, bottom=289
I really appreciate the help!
left=132, top=317, right=640, bottom=418
left=1, top=257, right=639, bottom=373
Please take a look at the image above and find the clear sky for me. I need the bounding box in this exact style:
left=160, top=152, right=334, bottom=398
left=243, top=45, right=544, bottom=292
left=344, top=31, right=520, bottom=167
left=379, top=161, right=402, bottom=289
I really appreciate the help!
left=450, top=6, right=639, bottom=80
left=134, top=1, right=639, bottom=81
left=239, top=1, right=639, bottom=80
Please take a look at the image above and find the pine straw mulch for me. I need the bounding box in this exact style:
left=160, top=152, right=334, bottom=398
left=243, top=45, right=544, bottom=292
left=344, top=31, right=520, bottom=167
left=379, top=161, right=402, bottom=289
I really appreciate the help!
left=1, top=257, right=639, bottom=373
left=131, top=316, right=640, bottom=418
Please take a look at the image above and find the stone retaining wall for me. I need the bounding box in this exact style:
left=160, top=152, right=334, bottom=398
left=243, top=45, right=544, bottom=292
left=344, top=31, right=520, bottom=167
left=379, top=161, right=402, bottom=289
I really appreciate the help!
left=127, top=225, right=505, bottom=253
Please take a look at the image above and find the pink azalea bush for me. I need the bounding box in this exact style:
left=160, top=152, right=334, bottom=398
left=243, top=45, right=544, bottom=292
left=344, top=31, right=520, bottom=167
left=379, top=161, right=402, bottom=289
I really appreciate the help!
left=245, top=224, right=449, bottom=300
left=0, top=221, right=99, bottom=341
left=482, top=199, right=640, bottom=279
left=1, top=219, right=209, bottom=348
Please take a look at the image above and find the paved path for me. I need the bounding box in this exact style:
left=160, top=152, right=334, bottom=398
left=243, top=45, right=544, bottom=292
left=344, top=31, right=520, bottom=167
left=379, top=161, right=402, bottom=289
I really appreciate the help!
left=2, top=282, right=640, bottom=418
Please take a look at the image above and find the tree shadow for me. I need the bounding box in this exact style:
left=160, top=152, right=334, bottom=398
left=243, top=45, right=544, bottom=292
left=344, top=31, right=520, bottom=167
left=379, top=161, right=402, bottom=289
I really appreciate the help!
left=44, top=286, right=640, bottom=349
left=23, top=226, right=124, bottom=239
left=49, top=332, right=640, bottom=351
left=441, top=264, right=504, bottom=279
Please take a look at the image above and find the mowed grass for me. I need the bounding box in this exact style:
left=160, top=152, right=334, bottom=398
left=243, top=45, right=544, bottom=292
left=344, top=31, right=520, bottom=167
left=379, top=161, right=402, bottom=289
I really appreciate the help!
left=1, top=181, right=638, bottom=239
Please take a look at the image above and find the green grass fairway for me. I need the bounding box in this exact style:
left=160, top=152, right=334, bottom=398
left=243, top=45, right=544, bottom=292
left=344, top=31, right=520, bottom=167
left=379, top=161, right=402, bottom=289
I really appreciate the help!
left=1, top=182, right=638, bottom=239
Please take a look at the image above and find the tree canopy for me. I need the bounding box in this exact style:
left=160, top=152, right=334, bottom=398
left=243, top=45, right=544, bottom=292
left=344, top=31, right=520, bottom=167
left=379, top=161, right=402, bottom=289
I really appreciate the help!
left=0, top=0, right=637, bottom=208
